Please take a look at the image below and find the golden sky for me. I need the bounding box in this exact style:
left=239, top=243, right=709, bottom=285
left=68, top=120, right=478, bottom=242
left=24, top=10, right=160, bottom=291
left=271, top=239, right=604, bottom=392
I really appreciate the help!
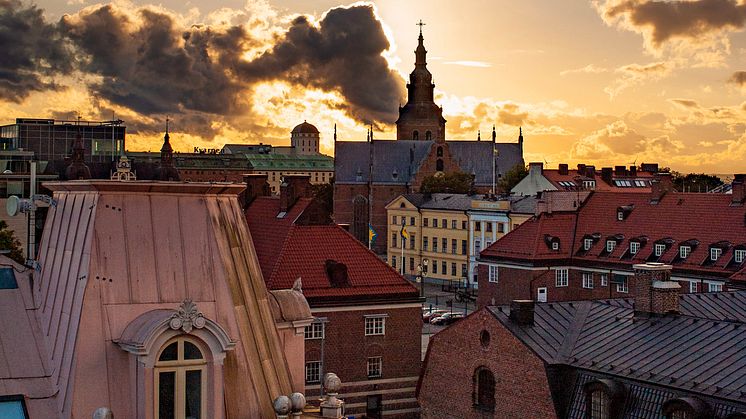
left=3, top=0, right=746, bottom=174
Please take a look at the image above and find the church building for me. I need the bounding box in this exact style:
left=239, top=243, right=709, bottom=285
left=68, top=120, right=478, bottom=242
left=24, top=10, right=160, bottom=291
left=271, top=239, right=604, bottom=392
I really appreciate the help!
left=334, top=26, right=525, bottom=254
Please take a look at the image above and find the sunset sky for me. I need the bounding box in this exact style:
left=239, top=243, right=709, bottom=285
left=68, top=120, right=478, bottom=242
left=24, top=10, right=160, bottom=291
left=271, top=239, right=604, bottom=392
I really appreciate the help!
left=3, top=0, right=746, bottom=173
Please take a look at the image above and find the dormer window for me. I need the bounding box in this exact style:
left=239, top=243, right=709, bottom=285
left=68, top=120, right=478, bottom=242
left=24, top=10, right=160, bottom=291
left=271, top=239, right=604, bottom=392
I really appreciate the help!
left=736, top=249, right=746, bottom=264
left=710, top=247, right=722, bottom=261
left=616, top=205, right=634, bottom=221
left=617, top=211, right=624, bottom=221
left=584, top=379, right=625, bottom=419
left=630, top=242, right=640, bottom=255
left=584, top=238, right=593, bottom=251
left=545, top=235, right=560, bottom=251
left=606, top=240, right=616, bottom=253
left=680, top=246, right=691, bottom=259
left=552, top=242, right=559, bottom=251
left=655, top=243, right=666, bottom=257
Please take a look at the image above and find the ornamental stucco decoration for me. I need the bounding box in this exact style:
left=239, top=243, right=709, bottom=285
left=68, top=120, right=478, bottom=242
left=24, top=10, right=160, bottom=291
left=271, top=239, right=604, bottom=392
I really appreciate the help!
left=169, top=299, right=206, bottom=333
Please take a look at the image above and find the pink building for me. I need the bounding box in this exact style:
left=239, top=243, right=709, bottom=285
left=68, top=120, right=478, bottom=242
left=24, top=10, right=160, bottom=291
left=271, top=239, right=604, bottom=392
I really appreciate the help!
left=0, top=180, right=313, bottom=418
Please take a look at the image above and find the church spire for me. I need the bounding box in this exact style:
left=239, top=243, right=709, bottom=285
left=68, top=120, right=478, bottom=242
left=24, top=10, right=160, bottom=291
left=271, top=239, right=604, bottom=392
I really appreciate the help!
left=415, top=20, right=427, bottom=66
left=518, top=126, right=523, bottom=144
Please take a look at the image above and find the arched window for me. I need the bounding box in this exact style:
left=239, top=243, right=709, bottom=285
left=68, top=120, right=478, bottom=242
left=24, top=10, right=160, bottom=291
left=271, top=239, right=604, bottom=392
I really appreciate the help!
left=436, top=159, right=444, bottom=172
left=473, top=367, right=495, bottom=412
left=426, top=131, right=432, bottom=140
left=413, top=130, right=419, bottom=140
left=436, top=146, right=443, bottom=157
left=584, top=379, right=626, bottom=419
left=352, top=195, right=369, bottom=245
left=662, top=397, right=713, bottom=419
left=590, top=390, right=610, bottom=419
left=155, top=337, right=207, bottom=419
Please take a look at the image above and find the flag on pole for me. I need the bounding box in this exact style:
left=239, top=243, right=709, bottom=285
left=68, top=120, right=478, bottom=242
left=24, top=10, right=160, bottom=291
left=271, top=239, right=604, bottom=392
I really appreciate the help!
left=400, top=224, right=410, bottom=240
left=368, top=224, right=377, bottom=245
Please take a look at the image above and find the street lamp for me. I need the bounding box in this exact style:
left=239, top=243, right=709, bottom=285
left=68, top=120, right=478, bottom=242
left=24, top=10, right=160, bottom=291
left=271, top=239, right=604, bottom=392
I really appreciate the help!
left=418, top=259, right=429, bottom=299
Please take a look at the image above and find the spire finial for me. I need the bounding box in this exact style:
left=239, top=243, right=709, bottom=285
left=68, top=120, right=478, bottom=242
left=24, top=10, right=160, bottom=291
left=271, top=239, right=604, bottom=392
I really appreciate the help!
left=333, top=123, right=337, bottom=142
left=477, top=130, right=481, bottom=141
left=417, top=19, right=425, bottom=38
left=492, top=125, right=496, bottom=142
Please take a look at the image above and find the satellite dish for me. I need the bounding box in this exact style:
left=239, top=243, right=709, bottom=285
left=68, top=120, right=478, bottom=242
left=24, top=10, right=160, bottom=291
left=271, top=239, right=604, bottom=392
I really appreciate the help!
left=6, top=195, right=19, bottom=217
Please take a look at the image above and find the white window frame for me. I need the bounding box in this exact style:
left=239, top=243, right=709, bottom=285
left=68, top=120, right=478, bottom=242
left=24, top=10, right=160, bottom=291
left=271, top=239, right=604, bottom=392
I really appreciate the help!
left=617, top=211, right=624, bottom=221
left=582, top=273, right=593, bottom=289
left=630, top=241, right=640, bottom=255
left=304, top=322, right=324, bottom=340
left=616, top=278, right=629, bottom=293
left=367, top=357, right=382, bottom=378
left=551, top=241, right=559, bottom=251
left=710, top=247, right=722, bottom=261
left=556, top=268, right=569, bottom=287
left=655, top=243, right=665, bottom=257
left=680, top=246, right=691, bottom=259
left=364, top=316, right=386, bottom=336
left=600, top=274, right=608, bottom=286
left=488, top=266, right=498, bottom=283
left=584, top=238, right=593, bottom=251
left=708, top=283, right=723, bottom=292
left=736, top=249, right=746, bottom=264
left=305, top=361, right=322, bottom=384
left=689, top=281, right=697, bottom=293
left=606, top=240, right=616, bottom=253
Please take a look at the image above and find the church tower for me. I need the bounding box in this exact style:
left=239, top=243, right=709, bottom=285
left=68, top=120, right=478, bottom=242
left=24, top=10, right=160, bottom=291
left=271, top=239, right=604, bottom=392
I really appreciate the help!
left=396, top=22, right=446, bottom=142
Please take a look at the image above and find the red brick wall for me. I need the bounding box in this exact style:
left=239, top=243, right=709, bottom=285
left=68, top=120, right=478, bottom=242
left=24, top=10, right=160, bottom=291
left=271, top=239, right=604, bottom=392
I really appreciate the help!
left=418, top=308, right=557, bottom=418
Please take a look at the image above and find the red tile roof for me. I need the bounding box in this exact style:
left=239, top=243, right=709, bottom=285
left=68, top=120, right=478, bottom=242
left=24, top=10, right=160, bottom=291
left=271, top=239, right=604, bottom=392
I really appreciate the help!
left=483, top=191, right=746, bottom=282
left=542, top=169, right=653, bottom=192
left=246, top=197, right=419, bottom=303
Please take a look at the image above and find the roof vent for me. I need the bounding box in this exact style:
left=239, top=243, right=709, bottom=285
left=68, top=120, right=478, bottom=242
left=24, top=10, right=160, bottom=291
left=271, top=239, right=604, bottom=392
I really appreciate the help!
left=325, top=260, right=350, bottom=288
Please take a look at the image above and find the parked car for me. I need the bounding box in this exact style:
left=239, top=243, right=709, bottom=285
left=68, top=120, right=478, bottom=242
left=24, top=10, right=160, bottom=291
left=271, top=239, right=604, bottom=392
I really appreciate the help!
left=422, top=309, right=448, bottom=323
left=430, top=312, right=464, bottom=326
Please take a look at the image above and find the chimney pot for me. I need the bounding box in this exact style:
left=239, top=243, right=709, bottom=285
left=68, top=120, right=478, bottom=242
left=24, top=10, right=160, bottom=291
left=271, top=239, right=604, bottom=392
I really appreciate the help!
left=509, top=300, right=535, bottom=325
left=633, top=263, right=679, bottom=316
left=615, top=165, right=627, bottom=176
left=601, top=167, right=613, bottom=185
left=731, top=176, right=745, bottom=204
left=577, top=164, right=586, bottom=174
left=242, top=173, right=269, bottom=208
left=558, top=164, right=569, bottom=175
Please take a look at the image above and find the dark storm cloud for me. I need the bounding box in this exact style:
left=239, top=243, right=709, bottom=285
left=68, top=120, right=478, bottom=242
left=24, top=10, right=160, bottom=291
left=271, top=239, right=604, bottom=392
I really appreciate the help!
left=60, top=5, right=244, bottom=116
left=237, top=5, right=406, bottom=124
left=729, top=71, right=746, bottom=86
left=0, top=0, right=72, bottom=101
left=602, top=0, right=746, bottom=46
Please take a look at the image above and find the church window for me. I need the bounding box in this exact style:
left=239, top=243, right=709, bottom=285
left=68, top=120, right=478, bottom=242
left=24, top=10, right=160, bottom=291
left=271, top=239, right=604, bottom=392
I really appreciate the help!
left=426, top=131, right=432, bottom=140
left=436, top=146, right=443, bottom=157
left=436, top=159, right=444, bottom=172
left=413, top=130, right=419, bottom=140
left=155, top=337, right=207, bottom=419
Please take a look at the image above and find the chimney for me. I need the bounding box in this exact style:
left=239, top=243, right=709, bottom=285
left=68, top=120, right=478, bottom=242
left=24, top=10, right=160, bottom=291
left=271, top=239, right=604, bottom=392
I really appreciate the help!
left=325, top=260, right=350, bottom=287
left=535, top=199, right=548, bottom=216
left=732, top=174, right=745, bottom=205
left=633, top=263, right=680, bottom=316
left=614, top=165, right=627, bottom=176
left=509, top=300, right=535, bottom=325
left=585, top=165, right=596, bottom=178
left=577, top=164, right=586, bottom=175
left=629, top=165, right=637, bottom=176
left=641, top=163, right=659, bottom=173
left=284, top=174, right=312, bottom=198
left=241, top=173, right=269, bottom=208
left=528, top=162, right=543, bottom=175
left=558, top=163, right=569, bottom=175
left=601, top=167, right=613, bottom=185
left=650, top=172, right=674, bottom=204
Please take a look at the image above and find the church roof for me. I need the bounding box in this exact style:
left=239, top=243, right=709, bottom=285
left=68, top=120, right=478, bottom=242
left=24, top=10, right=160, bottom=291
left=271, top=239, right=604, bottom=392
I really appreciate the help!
left=291, top=121, right=319, bottom=134
left=334, top=139, right=524, bottom=186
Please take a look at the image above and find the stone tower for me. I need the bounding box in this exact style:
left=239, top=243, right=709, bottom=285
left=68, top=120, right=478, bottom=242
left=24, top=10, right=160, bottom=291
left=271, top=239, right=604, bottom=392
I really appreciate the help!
left=395, top=22, right=446, bottom=142
left=290, top=121, right=320, bottom=155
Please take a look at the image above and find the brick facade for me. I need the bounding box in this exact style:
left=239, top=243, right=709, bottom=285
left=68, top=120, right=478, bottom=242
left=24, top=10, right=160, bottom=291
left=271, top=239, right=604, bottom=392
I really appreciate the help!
left=306, top=305, right=422, bottom=418
left=417, top=308, right=557, bottom=418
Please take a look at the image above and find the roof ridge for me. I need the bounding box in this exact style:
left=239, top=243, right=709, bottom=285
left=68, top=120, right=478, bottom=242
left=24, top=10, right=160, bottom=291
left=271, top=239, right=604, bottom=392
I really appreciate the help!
left=266, top=224, right=298, bottom=288
left=553, top=301, right=593, bottom=363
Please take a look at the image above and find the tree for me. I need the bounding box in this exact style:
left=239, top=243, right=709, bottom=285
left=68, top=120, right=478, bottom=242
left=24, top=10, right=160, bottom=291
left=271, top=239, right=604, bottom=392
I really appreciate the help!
left=670, top=171, right=723, bottom=192
left=310, top=178, right=334, bottom=215
left=498, top=164, right=529, bottom=193
left=420, top=171, right=475, bottom=194
left=0, top=220, right=24, bottom=264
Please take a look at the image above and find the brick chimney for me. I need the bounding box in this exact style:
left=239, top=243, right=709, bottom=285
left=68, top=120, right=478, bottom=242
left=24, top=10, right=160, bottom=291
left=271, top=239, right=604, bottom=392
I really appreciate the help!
left=279, top=174, right=312, bottom=213
left=629, top=165, right=637, bottom=176
left=614, top=165, right=627, bottom=176
left=577, top=164, right=586, bottom=175
left=241, top=174, right=269, bottom=208
left=732, top=174, right=745, bottom=205
left=558, top=163, right=569, bottom=175
left=633, top=263, right=680, bottom=316
left=601, top=167, right=613, bottom=185
left=528, top=162, right=544, bottom=176
left=509, top=300, right=535, bottom=325
left=650, top=173, right=674, bottom=204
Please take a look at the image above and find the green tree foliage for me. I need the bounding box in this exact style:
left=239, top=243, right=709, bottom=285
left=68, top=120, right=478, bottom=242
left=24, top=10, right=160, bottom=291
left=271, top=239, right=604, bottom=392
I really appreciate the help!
left=0, top=220, right=24, bottom=264
left=420, top=171, right=475, bottom=194
left=670, top=171, right=723, bottom=192
left=310, top=179, right=334, bottom=214
left=498, top=164, right=529, bottom=193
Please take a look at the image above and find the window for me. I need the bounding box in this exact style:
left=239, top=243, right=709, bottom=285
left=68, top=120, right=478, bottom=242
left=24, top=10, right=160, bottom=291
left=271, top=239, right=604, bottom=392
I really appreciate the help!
left=304, top=322, right=324, bottom=340
left=451, top=263, right=457, bottom=276
left=552, top=241, right=559, bottom=251
left=423, top=218, right=429, bottom=227
left=442, top=238, right=447, bottom=253
left=410, top=216, right=416, bottom=226
left=475, top=221, right=481, bottom=231
left=689, top=282, right=697, bottom=293
left=433, top=237, right=438, bottom=252
left=305, top=361, right=321, bottom=384
left=589, top=390, right=610, bottom=419
left=736, top=249, right=746, bottom=263
left=630, top=241, right=640, bottom=255
left=709, top=283, right=723, bottom=292
left=432, top=260, right=438, bottom=274
left=680, top=246, right=691, bottom=259
left=583, top=238, right=593, bottom=251
left=451, top=220, right=457, bottom=229
left=617, top=211, right=624, bottom=221
left=410, top=234, right=416, bottom=250
left=391, top=255, right=396, bottom=269
left=655, top=243, right=666, bottom=257
left=556, top=268, right=568, bottom=287
left=498, top=223, right=505, bottom=233
left=0, top=396, right=28, bottom=419
left=475, top=240, right=481, bottom=253
left=606, top=240, right=616, bottom=253
left=155, top=338, right=207, bottom=419
left=616, top=278, right=629, bottom=293
left=364, top=316, right=386, bottom=336
left=488, top=266, right=498, bottom=283
left=600, top=274, right=608, bottom=286
left=391, top=233, right=397, bottom=248
left=423, top=237, right=429, bottom=251
left=462, top=240, right=467, bottom=255
left=437, top=146, right=443, bottom=157
left=442, top=219, right=447, bottom=228
left=486, top=240, right=492, bottom=248
left=462, top=264, right=468, bottom=278
left=710, top=247, right=722, bottom=261
left=473, top=368, right=495, bottom=412
left=462, top=221, right=467, bottom=230
left=392, top=215, right=397, bottom=225
left=410, top=258, right=415, bottom=272
left=441, top=261, right=447, bottom=275
left=582, top=273, right=594, bottom=289
left=486, top=222, right=493, bottom=233
left=433, top=218, right=438, bottom=228
left=451, top=239, right=457, bottom=254
left=367, top=357, right=382, bottom=378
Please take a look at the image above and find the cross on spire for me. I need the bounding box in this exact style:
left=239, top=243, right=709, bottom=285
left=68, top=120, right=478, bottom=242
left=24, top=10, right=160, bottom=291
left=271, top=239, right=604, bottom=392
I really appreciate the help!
left=417, top=19, right=426, bottom=37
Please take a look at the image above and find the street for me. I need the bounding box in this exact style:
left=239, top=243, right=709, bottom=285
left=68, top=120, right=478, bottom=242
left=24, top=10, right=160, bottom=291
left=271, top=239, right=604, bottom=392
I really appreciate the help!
left=418, top=281, right=477, bottom=360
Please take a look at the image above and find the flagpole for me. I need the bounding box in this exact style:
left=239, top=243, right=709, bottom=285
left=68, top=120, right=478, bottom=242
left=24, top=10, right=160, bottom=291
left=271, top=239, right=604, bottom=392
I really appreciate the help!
left=401, top=237, right=405, bottom=276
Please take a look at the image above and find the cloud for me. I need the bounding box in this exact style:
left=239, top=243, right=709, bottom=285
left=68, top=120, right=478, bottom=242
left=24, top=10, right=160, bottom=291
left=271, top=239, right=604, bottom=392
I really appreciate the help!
left=729, top=71, right=746, bottom=86
left=497, top=103, right=529, bottom=126
left=0, top=0, right=73, bottom=102
left=443, top=61, right=492, bottom=68
left=669, top=98, right=700, bottom=109
left=560, top=64, right=608, bottom=76
left=605, top=61, right=671, bottom=98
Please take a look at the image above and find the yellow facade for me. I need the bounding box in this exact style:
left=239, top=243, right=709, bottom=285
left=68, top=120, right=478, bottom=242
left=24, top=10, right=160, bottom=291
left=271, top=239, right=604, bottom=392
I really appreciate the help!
left=508, top=212, right=533, bottom=231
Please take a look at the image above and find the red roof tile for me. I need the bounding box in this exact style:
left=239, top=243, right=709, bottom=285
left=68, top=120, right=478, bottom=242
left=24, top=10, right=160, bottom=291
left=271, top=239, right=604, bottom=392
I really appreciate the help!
left=542, top=169, right=653, bottom=192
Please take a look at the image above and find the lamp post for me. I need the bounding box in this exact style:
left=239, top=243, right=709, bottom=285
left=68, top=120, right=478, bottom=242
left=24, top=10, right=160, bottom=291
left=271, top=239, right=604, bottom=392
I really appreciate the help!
left=418, top=259, right=429, bottom=299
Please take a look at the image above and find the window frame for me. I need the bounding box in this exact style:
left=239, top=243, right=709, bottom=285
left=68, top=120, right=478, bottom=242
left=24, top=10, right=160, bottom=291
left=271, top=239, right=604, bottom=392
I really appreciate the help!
left=630, top=241, right=640, bottom=255
left=584, top=238, right=593, bottom=251
left=582, top=272, right=594, bottom=289
left=367, top=357, right=382, bottom=379
left=556, top=268, right=569, bottom=287
left=488, top=266, right=498, bottom=283
left=616, top=278, right=629, bottom=293
left=473, top=367, right=496, bottom=412
left=655, top=243, right=666, bottom=257
left=304, top=322, right=324, bottom=340
left=154, top=337, right=208, bottom=419
left=364, top=316, right=386, bottom=336
left=305, top=361, right=322, bottom=384
left=606, top=240, right=616, bottom=253
left=736, top=249, right=746, bottom=263
left=710, top=247, right=722, bottom=261
left=680, top=245, right=691, bottom=259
